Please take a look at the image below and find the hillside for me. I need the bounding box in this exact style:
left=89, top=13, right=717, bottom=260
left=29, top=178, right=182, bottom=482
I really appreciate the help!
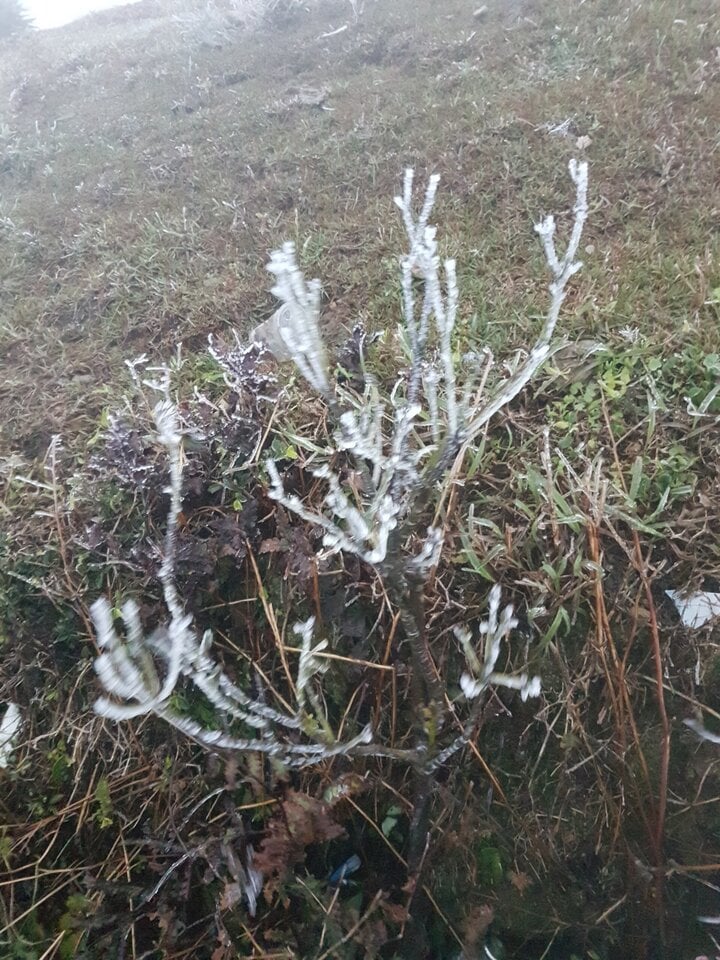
left=0, top=0, right=716, bottom=456
left=2, top=0, right=720, bottom=957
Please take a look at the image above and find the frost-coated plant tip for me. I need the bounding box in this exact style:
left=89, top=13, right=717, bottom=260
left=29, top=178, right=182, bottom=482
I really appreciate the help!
left=265, top=242, right=331, bottom=398
left=456, top=588, right=541, bottom=703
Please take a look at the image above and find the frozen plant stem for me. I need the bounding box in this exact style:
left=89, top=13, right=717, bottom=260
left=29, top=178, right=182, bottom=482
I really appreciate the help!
left=92, top=368, right=394, bottom=767
left=462, top=158, right=589, bottom=445
left=265, top=158, right=586, bottom=710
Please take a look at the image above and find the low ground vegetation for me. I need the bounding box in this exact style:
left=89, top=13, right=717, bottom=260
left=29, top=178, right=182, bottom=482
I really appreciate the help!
left=2, top=0, right=720, bottom=958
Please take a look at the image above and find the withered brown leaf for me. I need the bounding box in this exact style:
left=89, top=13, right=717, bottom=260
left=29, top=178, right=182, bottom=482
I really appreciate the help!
left=254, top=791, right=344, bottom=898
left=509, top=869, right=533, bottom=894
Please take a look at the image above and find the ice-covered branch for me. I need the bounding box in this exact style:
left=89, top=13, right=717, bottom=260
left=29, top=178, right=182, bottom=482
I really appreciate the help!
left=265, top=161, right=587, bottom=577
left=264, top=172, right=462, bottom=570
left=463, top=159, right=589, bottom=443
left=266, top=457, right=402, bottom=565
left=423, top=587, right=542, bottom=773
left=92, top=593, right=379, bottom=767
left=455, top=585, right=541, bottom=703
left=265, top=242, right=333, bottom=401
left=91, top=396, right=381, bottom=768
left=394, top=168, right=461, bottom=466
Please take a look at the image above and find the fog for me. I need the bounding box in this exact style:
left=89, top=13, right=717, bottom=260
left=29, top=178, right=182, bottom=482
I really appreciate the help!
left=23, top=0, right=142, bottom=30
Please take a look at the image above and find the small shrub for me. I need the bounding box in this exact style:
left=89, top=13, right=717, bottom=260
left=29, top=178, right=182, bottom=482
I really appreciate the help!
left=87, top=160, right=588, bottom=947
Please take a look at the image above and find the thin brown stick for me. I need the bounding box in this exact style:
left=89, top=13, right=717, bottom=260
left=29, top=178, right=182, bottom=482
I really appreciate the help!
left=314, top=890, right=384, bottom=960
left=245, top=540, right=296, bottom=697
left=599, top=392, right=669, bottom=946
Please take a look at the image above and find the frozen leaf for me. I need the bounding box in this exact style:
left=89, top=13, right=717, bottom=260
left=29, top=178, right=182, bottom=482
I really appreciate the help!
left=254, top=791, right=344, bottom=896
left=220, top=881, right=244, bottom=910
left=0, top=702, right=21, bottom=769
left=666, top=589, right=720, bottom=628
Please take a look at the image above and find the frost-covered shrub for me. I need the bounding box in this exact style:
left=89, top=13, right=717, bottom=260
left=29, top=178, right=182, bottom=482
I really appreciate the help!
left=89, top=160, right=588, bottom=915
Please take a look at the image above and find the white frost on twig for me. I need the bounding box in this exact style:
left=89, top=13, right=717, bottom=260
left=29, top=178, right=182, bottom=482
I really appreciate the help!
left=295, top=616, right=329, bottom=711
left=265, top=162, right=588, bottom=576
left=462, top=159, right=589, bottom=443
left=266, top=457, right=402, bottom=565
left=93, top=598, right=189, bottom=721
left=92, top=596, right=377, bottom=766
left=265, top=242, right=332, bottom=399
left=455, top=585, right=541, bottom=703
left=91, top=392, right=379, bottom=767
left=406, top=526, right=443, bottom=579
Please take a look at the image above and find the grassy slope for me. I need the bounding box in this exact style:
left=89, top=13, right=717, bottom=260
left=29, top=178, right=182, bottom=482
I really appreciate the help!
left=2, top=0, right=720, bottom=957
left=1, top=0, right=718, bottom=456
